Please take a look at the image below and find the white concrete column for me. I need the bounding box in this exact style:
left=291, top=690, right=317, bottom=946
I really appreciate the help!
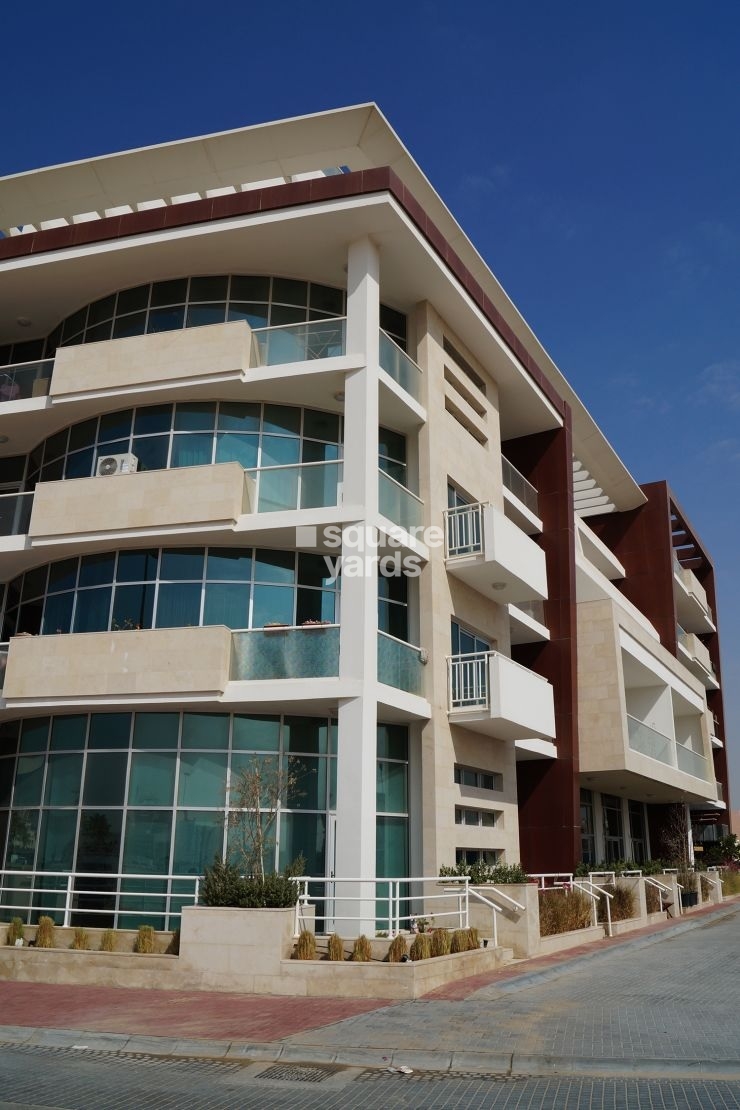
left=334, top=237, right=380, bottom=932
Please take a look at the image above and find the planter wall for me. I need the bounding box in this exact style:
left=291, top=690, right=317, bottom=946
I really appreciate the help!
left=467, top=883, right=540, bottom=958
left=537, top=924, right=604, bottom=955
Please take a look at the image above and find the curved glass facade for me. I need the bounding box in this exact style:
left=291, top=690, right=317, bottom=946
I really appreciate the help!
left=23, top=401, right=341, bottom=488
left=0, top=713, right=409, bottom=929
left=0, top=275, right=407, bottom=366
left=1, top=547, right=339, bottom=640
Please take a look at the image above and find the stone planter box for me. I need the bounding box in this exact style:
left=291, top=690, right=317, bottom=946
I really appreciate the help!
left=467, top=883, right=540, bottom=957
left=537, top=924, right=604, bottom=955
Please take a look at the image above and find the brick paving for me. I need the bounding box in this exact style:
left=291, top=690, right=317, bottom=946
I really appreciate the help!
left=0, top=980, right=393, bottom=1042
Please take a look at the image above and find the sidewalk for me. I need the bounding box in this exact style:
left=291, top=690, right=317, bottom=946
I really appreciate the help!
left=1, top=898, right=738, bottom=1079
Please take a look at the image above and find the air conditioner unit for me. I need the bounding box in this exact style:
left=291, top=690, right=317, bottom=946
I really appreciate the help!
left=96, top=453, right=138, bottom=477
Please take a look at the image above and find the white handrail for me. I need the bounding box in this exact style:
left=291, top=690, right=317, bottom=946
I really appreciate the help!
left=468, top=887, right=502, bottom=947
left=528, top=872, right=574, bottom=890
left=573, top=878, right=613, bottom=937
left=470, top=884, right=525, bottom=912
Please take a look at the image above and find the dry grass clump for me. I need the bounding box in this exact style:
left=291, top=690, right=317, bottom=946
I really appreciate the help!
left=134, top=925, right=156, bottom=954
left=293, top=929, right=317, bottom=960
left=327, top=933, right=344, bottom=961
left=71, top=927, right=90, bottom=950
left=450, top=928, right=478, bottom=953
left=35, top=916, right=56, bottom=949
left=699, top=875, right=711, bottom=901
left=597, top=885, right=635, bottom=923
left=409, top=933, right=431, bottom=961
left=350, top=934, right=372, bottom=962
left=6, top=918, right=24, bottom=946
left=645, top=884, right=662, bottom=914
left=429, top=928, right=451, bottom=957
left=538, top=890, right=592, bottom=936
left=386, top=934, right=408, bottom=963
left=100, top=929, right=116, bottom=952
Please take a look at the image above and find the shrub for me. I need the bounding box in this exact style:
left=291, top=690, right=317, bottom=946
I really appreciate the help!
left=134, top=925, right=155, bottom=954
left=35, top=916, right=56, bottom=949
left=467, top=926, right=480, bottom=950
left=721, top=870, right=740, bottom=895
left=293, top=929, right=317, bottom=960
left=538, top=890, right=592, bottom=936
left=200, top=857, right=245, bottom=907
left=351, top=935, right=372, bottom=962
left=100, top=929, right=116, bottom=952
left=409, top=933, right=431, bottom=961
left=440, top=861, right=528, bottom=885
left=327, top=933, right=344, bottom=961
left=6, top=917, right=24, bottom=946
left=201, top=856, right=302, bottom=909
left=71, top=928, right=90, bottom=951
left=596, top=885, right=635, bottom=923
left=429, top=929, right=451, bottom=957
left=645, top=884, right=662, bottom=914
left=386, top=934, right=408, bottom=963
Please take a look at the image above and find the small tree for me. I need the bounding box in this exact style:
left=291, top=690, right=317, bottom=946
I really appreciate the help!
left=228, top=756, right=309, bottom=880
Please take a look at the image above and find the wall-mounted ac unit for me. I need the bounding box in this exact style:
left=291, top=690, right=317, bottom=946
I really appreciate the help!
left=96, top=453, right=138, bottom=477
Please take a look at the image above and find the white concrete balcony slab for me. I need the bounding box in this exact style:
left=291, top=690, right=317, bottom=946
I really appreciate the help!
left=444, top=502, right=548, bottom=604
left=27, top=462, right=251, bottom=547
left=508, top=600, right=550, bottom=644
left=1, top=626, right=232, bottom=707
left=677, top=627, right=720, bottom=690
left=673, top=557, right=715, bottom=634
left=447, top=650, right=556, bottom=741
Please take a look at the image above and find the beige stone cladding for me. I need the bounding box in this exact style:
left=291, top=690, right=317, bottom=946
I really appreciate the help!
left=2, top=625, right=232, bottom=702
left=28, top=462, right=252, bottom=540
left=50, top=319, right=252, bottom=398
left=413, top=302, right=517, bottom=874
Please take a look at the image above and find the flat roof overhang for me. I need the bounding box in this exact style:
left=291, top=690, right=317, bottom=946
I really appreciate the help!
left=580, top=768, right=716, bottom=806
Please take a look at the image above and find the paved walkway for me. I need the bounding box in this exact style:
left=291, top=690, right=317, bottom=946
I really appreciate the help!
left=1, top=899, right=739, bottom=1079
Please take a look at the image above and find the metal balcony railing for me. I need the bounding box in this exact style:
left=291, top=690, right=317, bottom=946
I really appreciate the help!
left=443, top=502, right=484, bottom=558
left=501, top=457, right=539, bottom=515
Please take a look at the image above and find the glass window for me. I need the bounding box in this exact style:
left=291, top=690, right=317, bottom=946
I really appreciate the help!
left=117, top=549, right=159, bottom=583
left=112, top=583, right=155, bottom=630
left=151, top=278, right=188, bottom=307
left=190, top=276, right=229, bottom=302
left=377, top=762, right=407, bottom=813
left=174, top=402, right=216, bottom=433
left=207, top=549, right=252, bottom=581
left=133, top=713, right=180, bottom=749
left=602, top=793, right=625, bottom=863
left=79, top=553, right=116, bottom=588
left=122, top=811, right=172, bottom=875
left=377, top=725, right=408, bottom=762
left=76, top=810, right=122, bottom=872
left=133, top=405, right=172, bottom=436
left=186, top=304, right=226, bottom=328
left=44, top=754, right=83, bottom=806
left=113, top=311, right=146, bottom=339
left=37, top=810, right=77, bottom=870
left=203, top=583, right=249, bottom=628
left=278, top=812, right=324, bottom=874
left=132, top=436, right=170, bottom=472
left=230, top=276, right=270, bottom=301
left=231, top=715, right=280, bottom=752
left=160, top=548, right=205, bottom=581
left=217, top=402, right=260, bottom=432
left=5, top=810, right=39, bottom=869
left=20, top=718, right=50, bottom=754
left=252, top=584, right=294, bottom=627
left=42, top=592, right=74, bottom=635
left=88, top=714, right=131, bottom=750
left=48, top=559, right=77, bottom=594
left=50, top=716, right=87, bottom=751
left=254, top=550, right=295, bottom=584
left=215, top=433, right=258, bottom=469
left=13, top=756, right=45, bottom=807
left=376, top=816, right=408, bottom=877
left=284, top=717, right=328, bottom=755
left=155, top=583, right=202, bottom=628
left=128, top=753, right=176, bottom=807
left=181, top=714, right=230, bottom=751
left=82, top=754, right=128, bottom=806
left=72, top=587, right=112, bottom=633
left=173, top=810, right=224, bottom=875
left=170, top=433, right=213, bottom=468
left=148, top=306, right=186, bottom=333
left=284, top=756, right=325, bottom=810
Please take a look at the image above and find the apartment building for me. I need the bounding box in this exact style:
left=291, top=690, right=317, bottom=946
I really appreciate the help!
left=0, top=105, right=728, bottom=927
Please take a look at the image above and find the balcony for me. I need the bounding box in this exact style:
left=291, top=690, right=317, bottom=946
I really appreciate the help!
left=0, top=492, right=33, bottom=539
left=447, top=650, right=555, bottom=740
left=0, top=359, right=53, bottom=403
left=378, top=470, right=423, bottom=531
left=677, top=626, right=719, bottom=690
left=251, top=319, right=345, bottom=366
left=231, top=625, right=339, bottom=680
left=1, top=626, right=232, bottom=705
left=377, top=631, right=425, bottom=695
left=508, top=599, right=549, bottom=644
left=27, top=463, right=251, bottom=546
left=501, top=457, right=542, bottom=533
left=378, top=330, right=421, bottom=401
left=673, top=555, right=715, bottom=634
left=710, top=715, right=723, bottom=748
left=627, top=715, right=713, bottom=788
left=248, top=460, right=342, bottom=513
left=443, top=502, right=547, bottom=604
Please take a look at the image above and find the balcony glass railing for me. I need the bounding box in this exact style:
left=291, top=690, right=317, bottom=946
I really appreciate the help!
left=501, top=456, right=539, bottom=516
left=717, top=781, right=724, bottom=802
left=676, top=744, right=709, bottom=781
left=0, top=643, right=7, bottom=691
left=251, top=319, right=346, bottom=366
left=231, top=626, right=339, bottom=681
left=248, top=460, right=342, bottom=513
left=377, top=631, right=425, bottom=695
left=378, top=330, right=422, bottom=401
left=0, top=492, right=33, bottom=536
left=510, top=598, right=546, bottom=625
left=627, top=715, right=674, bottom=767
left=0, top=359, right=53, bottom=403
left=378, top=470, right=423, bottom=531
left=444, top=503, right=484, bottom=558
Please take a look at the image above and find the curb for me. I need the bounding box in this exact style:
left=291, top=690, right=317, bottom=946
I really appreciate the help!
left=2, top=1025, right=740, bottom=1080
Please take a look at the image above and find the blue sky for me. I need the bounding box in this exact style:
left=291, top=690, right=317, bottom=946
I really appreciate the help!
left=5, top=1, right=740, bottom=803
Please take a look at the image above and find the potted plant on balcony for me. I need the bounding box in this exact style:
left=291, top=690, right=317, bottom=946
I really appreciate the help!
left=300, top=620, right=331, bottom=632
left=263, top=621, right=290, bottom=635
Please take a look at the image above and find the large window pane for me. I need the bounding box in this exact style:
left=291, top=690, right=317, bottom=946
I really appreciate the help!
left=160, top=549, right=204, bottom=580
left=377, top=724, right=409, bottom=761
left=132, top=435, right=170, bottom=472
left=42, top=592, right=74, bottom=635
left=377, top=762, right=407, bottom=813
left=206, top=549, right=252, bottom=581
left=174, top=402, right=216, bottom=432
left=278, top=812, right=325, bottom=875
left=231, top=715, right=280, bottom=752
left=13, top=756, right=45, bottom=807
left=37, top=810, right=77, bottom=870
left=44, top=754, right=83, bottom=806
left=123, top=811, right=172, bottom=874
left=260, top=435, right=300, bottom=468
left=284, top=756, right=326, bottom=810
left=76, top=810, right=122, bottom=872
left=133, top=405, right=172, bottom=436
left=112, top=584, right=155, bottom=630
left=258, top=466, right=299, bottom=511
left=5, top=810, right=39, bottom=869
left=170, top=433, right=213, bottom=468
left=78, top=553, right=116, bottom=588
left=284, top=717, right=328, bottom=754
left=376, top=816, right=408, bottom=877
left=217, top=402, right=260, bottom=432
left=181, top=713, right=229, bottom=750
left=173, top=811, right=224, bottom=874
left=178, top=753, right=227, bottom=807
left=50, top=716, right=87, bottom=752
left=82, top=753, right=128, bottom=806
left=203, top=583, right=249, bottom=628
left=88, top=713, right=131, bottom=750
left=128, top=753, right=176, bottom=806
left=252, top=584, right=294, bottom=627
left=215, top=432, right=258, bottom=468
left=155, top=583, right=201, bottom=628
left=117, top=549, right=159, bottom=583
left=73, top=586, right=112, bottom=633
left=133, top=713, right=180, bottom=749
left=20, top=718, right=50, bottom=754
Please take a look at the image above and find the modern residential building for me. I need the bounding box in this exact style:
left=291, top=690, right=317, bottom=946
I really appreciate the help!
left=0, top=104, right=729, bottom=928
